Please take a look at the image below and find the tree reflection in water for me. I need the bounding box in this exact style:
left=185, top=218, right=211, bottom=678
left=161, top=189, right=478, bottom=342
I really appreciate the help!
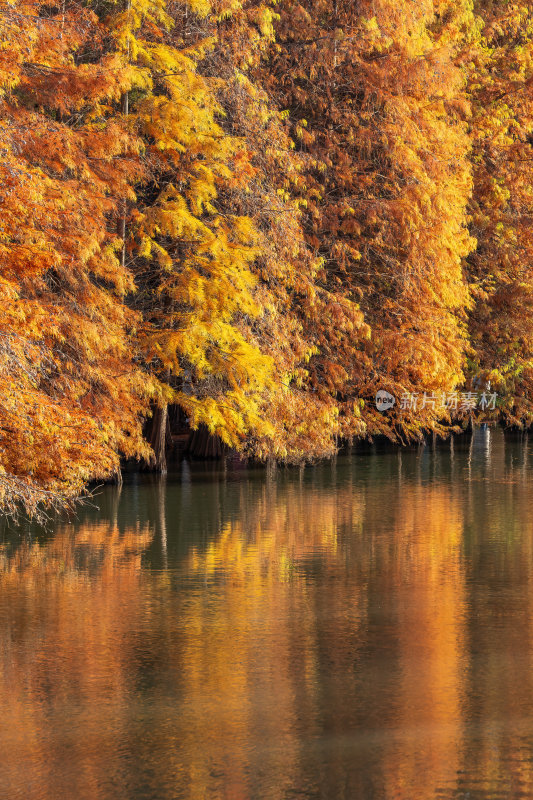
left=1, top=431, right=533, bottom=799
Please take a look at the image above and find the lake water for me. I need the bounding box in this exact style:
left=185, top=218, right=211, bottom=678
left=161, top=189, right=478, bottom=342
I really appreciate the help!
left=2, top=427, right=533, bottom=799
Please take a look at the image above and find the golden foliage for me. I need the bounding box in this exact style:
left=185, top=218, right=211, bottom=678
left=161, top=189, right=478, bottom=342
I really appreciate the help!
left=4, top=0, right=533, bottom=513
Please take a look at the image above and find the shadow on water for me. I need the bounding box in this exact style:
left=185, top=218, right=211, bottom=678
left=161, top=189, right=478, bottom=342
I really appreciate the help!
left=3, top=428, right=533, bottom=798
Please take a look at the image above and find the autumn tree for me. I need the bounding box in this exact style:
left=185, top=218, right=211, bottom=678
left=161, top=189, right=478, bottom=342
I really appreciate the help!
left=206, top=0, right=369, bottom=458
left=263, top=0, right=476, bottom=440
left=99, top=0, right=284, bottom=469
left=9, top=0, right=533, bottom=520
left=0, top=0, right=153, bottom=516
left=466, top=1, right=533, bottom=425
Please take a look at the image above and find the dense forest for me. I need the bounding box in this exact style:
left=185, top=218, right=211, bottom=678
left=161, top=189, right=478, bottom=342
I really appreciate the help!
left=2, top=0, right=533, bottom=516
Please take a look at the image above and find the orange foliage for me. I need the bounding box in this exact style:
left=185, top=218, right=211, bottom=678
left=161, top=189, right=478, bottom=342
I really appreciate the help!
left=0, top=0, right=152, bottom=516
left=5, top=0, right=533, bottom=514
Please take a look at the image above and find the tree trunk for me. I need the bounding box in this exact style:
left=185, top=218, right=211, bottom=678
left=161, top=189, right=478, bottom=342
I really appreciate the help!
left=150, top=404, right=170, bottom=473
left=187, top=424, right=225, bottom=459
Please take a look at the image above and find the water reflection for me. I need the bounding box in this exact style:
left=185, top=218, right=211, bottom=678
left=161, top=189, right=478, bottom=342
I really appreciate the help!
left=2, top=430, right=533, bottom=798
left=0, top=520, right=154, bottom=800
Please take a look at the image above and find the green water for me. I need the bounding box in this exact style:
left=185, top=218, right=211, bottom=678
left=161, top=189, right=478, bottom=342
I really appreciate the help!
left=2, top=428, right=533, bottom=799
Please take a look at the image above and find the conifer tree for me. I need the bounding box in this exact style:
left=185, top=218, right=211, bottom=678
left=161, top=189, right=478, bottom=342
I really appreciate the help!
left=265, top=0, right=476, bottom=439
left=0, top=0, right=152, bottom=515
left=204, top=0, right=369, bottom=457
left=108, top=0, right=280, bottom=460
left=466, top=1, right=533, bottom=425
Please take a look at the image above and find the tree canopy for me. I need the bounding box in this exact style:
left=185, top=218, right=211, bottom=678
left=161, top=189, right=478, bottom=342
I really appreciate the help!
left=2, top=0, right=533, bottom=515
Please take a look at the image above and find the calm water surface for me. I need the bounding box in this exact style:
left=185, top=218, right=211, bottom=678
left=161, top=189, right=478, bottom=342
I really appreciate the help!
left=3, top=428, right=533, bottom=799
